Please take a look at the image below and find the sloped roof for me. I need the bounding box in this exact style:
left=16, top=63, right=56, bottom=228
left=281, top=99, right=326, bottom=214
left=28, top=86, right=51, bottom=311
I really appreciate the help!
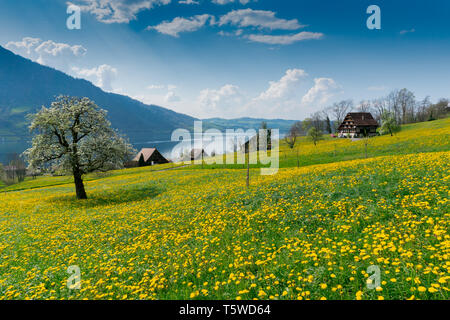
left=346, top=113, right=378, bottom=126
left=133, top=148, right=156, bottom=162
left=338, top=113, right=379, bottom=130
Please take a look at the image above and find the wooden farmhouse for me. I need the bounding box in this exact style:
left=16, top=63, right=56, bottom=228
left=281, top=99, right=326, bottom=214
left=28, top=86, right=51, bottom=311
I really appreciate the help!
left=132, top=148, right=169, bottom=167
left=338, top=112, right=379, bottom=138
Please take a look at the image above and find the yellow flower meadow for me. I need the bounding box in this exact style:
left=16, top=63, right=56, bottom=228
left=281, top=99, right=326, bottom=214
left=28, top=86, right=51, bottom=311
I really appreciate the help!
left=0, top=147, right=448, bottom=300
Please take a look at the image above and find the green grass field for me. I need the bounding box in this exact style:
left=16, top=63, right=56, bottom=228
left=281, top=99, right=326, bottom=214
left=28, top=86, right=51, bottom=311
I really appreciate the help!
left=0, top=119, right=449, bottom=300
left=0, top=162, right=186, bottom=192
left=189, top=117, right=450, bottom=170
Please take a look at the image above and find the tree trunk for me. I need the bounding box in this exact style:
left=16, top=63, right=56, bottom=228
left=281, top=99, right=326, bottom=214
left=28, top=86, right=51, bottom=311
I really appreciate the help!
left=73, top=170, right=87, bottom=200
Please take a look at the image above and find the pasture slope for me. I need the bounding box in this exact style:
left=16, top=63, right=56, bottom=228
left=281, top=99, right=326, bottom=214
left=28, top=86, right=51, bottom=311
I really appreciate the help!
left=0, top=118, right=449, bottom=300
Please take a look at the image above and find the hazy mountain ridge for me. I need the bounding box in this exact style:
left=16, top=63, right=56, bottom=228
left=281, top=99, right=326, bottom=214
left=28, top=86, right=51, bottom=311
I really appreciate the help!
left=0, top=45, right=299, bottom=162
left=202, top=117, right=299, bottom=134
left=0, top=45, right=197, bottom=143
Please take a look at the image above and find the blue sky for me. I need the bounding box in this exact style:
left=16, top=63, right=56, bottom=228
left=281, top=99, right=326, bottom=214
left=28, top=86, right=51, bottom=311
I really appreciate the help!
left=1, top=0, right=449, bottom=119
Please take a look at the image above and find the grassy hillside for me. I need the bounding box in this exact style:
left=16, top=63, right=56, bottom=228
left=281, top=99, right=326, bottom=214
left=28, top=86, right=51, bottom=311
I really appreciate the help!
left=191, top=117, right=450, bottom=170
left=0, top=119, right=448, bottom=300
left=0, top=152, right=448, bottom=300
left=0, top=162, right=185, bottom=192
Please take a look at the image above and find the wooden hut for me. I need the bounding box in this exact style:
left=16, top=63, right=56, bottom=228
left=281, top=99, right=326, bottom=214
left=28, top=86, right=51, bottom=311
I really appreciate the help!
left=131, top=148, right=169, bottom=167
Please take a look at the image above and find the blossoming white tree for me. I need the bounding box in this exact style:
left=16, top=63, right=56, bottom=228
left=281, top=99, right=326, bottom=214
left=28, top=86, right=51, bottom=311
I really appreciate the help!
left=24, top=96, right=135, bottom=199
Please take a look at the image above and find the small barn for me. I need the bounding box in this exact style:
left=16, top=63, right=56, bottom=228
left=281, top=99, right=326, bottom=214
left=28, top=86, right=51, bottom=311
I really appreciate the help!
left=338, top=112, right=379, bottom=138
left=132, top=148, right=169, bottom=167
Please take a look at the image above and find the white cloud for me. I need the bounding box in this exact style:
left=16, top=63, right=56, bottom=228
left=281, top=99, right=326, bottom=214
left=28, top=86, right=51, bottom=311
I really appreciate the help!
left=134, top=84, right=181, bottom=106
left=218, top=29, right=244, bottom=37
left=239, top=69, right=309, bottom=118
left=69, top=0, right=171, bottom=24
left=219, top=9, right=303, bottom=30
left=400, top=28, right=415, bottom=35
left=165, top=91, right=181, bottom=102
left=301, top=78, right=340, bottom=106
left=5, top=37, right=87, bottom=72
left=200, top=70, right=340, bottom=119
left=215, top=10, right=324, bottom=46
left=213, top=0, right=252, bottom=5
left=146, top=84, right=177, bottom=90
left=35, top=40, right=87, bottom=64
left=179, top=0, right=199, bottom=4
left=194, top=69, right=336, bottom=119
left=256, top=69, right=308, bottom=101
left=247, top=31, right=324, bottom=45
left=5, top=37, right=41, bottom=57
left=132, top=69, right=340, bottom=119
left=149, top=14, right=213, bottom=37
left=147, top=84, right=166, bottom=90
left=198, top=84, right=247, bottom=118
left=72, top=64, right=118, bottom=91
left=5, top=37, right=123, bottom=93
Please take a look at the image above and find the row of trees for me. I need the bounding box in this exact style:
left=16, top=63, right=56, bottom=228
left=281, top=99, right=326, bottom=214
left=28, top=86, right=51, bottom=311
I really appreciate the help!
left=286, top=89, right=449, bottom=142
left=284, top=88, right=449, bottom=153
left=284, top=100, right=354, bottom=146
left=323, top=89, right=449, bottom=130
left=354, top=90, right=449, bottom=125
left=285, top=119, right=324, bottom=148
left=0, top=153, right=27, bottom=185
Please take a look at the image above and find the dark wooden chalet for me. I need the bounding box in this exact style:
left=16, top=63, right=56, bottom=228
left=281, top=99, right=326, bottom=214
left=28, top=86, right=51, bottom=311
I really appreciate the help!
left=338, top=113, right=379, bottom=138
left=132, top=148, right=169, bottom=167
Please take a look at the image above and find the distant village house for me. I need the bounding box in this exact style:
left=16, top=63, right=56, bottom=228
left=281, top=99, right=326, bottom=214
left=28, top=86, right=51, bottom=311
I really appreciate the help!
left=129, top=148, right=169, bottom=167
left=338, top=112, right=379, bottom=138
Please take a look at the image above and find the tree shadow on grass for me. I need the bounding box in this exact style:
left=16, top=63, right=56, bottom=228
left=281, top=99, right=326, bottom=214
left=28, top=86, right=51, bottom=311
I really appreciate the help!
left=49, top=183, right=165, bottom=209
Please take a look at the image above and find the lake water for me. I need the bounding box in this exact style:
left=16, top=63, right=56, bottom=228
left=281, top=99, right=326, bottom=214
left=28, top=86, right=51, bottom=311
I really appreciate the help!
left=0, top=131, right=286, bottom=164
left=134, top=131, right=285, bottom=161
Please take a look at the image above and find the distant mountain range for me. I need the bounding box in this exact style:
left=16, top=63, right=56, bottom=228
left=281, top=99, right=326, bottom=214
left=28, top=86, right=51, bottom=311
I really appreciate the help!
left=202, top=118, right=297, bottom=134
left=0, top=45, right=196, bottom=142
left=0, top=45, right=298, bottom=162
